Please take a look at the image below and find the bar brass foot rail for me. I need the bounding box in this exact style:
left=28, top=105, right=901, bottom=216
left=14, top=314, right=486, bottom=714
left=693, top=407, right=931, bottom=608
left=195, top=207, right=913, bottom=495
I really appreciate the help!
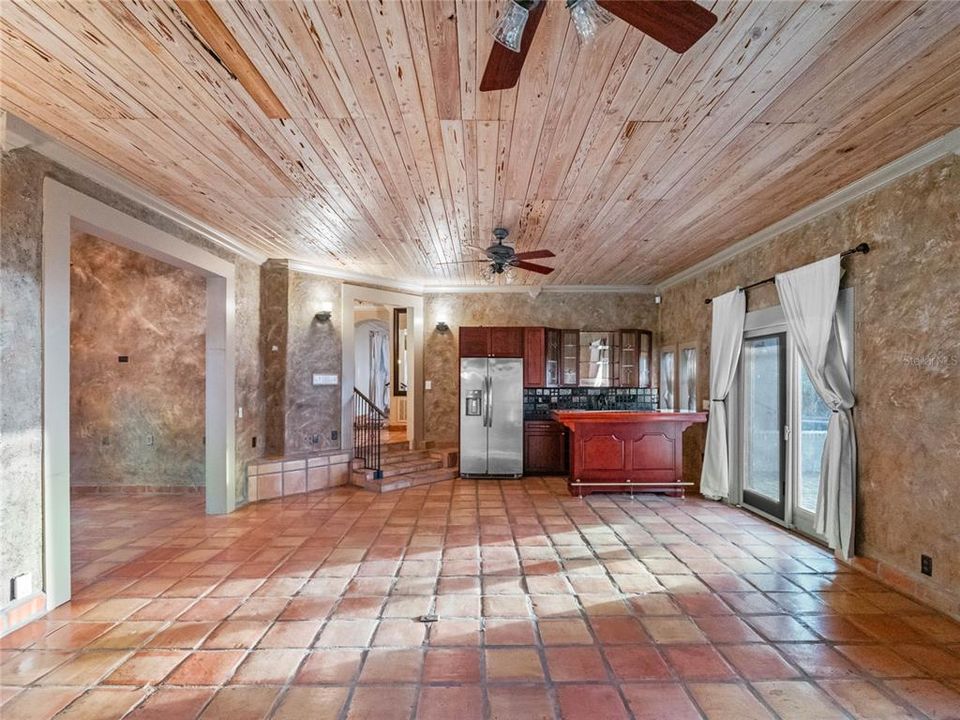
left=353, top=387, right=386, bottom=479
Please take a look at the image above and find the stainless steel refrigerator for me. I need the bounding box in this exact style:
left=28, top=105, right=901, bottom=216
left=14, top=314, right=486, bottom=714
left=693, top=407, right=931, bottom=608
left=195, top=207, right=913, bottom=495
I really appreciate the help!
left=460, top=357, right=523, bottom=477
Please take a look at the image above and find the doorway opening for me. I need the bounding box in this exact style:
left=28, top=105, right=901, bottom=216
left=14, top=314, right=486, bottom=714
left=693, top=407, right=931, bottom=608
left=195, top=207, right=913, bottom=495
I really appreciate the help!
left=340, top=284, right=423, bottom=453
left=42, top=180, right=236, bottom=610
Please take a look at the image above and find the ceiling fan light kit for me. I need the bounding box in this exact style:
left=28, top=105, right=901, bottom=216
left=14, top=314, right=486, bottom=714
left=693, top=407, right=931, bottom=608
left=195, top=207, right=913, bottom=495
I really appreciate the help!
left=481, top=0, right=718, bottom=91
left=568, top=0, right=615, bottom=45
left=491, top=0, right=535, bottom=52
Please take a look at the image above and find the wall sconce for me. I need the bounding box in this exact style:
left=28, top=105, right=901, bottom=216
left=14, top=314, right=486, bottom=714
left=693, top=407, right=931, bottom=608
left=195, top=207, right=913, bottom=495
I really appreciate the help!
left=435, top=321, right=450, bottom=333
left=314, top=301, right=333, bottom=323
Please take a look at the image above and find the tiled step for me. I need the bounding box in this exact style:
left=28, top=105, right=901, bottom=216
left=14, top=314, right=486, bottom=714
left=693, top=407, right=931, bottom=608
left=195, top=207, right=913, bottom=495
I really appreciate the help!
left=356, top=466, right=460, bottom=493
left=350, top=443, right=461, bottom=493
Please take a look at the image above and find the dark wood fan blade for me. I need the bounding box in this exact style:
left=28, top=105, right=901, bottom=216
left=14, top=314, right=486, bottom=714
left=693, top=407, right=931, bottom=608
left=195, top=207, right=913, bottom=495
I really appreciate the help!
left=479, top=1, right=546, bottom=92
left=514, top=260, right=555, bottom=275
left=597, top=0, right=717, bottom=53
left=514, top=249, right=555, bottom=260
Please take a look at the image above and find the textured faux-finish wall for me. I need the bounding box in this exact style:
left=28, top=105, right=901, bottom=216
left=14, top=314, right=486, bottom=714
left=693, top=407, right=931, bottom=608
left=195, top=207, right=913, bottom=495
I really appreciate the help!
left=0, top=148, right=264, bottom=608
left=284, top=270, right=343, bottom=454
left=658, top=155, right=960, bottom=615
left=70, top=233, right=206, bottom=489
left=422, top=292, right=660, bottom=445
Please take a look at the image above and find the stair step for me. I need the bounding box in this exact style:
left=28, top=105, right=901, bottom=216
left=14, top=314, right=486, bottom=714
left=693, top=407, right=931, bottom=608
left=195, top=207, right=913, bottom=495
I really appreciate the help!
left=352, top=458, right=442, bottom=483
left=358, top=466, right=460, bottom=493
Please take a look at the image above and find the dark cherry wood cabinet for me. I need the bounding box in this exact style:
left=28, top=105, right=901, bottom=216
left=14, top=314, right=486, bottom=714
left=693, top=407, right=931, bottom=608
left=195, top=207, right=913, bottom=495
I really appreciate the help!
left=490, top=327, right=523, bottom=358
left=523, top=421, right=568, bottom=475
left=459, top=327, right=489, bottom=357
left=545, top=328, right=561, bottom=387
left=615, top=329, right=653, bottom=388
left=552, top=410, right=707, bottom=496
left=523, top=327, right=545, bottom=387
left=561, top=330, right=579, bottom=386
left=459, top=326, right=523, bottom=358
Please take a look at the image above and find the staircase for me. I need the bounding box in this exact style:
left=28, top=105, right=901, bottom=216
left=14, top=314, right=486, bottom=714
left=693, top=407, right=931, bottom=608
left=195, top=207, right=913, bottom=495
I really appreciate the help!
left=351, top=440, right=459, bottom=493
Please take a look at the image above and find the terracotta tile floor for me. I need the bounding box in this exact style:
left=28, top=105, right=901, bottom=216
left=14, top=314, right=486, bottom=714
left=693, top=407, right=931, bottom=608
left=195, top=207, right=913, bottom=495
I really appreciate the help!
left=3, top=479, right=960, bottom=719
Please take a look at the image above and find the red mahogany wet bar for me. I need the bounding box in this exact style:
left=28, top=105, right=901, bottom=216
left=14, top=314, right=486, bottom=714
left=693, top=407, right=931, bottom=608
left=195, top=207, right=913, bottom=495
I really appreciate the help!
left=552, top=410, right=708, bottom=497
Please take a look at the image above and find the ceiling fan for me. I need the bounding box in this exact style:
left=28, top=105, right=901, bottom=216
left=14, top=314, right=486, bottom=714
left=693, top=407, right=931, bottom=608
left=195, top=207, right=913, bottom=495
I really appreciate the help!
left=480, top=0, right=718, bottom=92
left=439, top=228, right=556, bottom=283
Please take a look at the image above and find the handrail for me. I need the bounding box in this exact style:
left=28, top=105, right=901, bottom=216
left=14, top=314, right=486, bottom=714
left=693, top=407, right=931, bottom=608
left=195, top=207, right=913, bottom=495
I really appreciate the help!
left=354, top=387, right=387, bottom=418
left=352, top=387, right=384, bottom=478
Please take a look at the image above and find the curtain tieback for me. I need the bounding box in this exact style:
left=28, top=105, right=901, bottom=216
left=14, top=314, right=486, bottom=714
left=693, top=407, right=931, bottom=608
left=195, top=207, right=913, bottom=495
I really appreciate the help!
left=710, top=398, right=725, bottom=402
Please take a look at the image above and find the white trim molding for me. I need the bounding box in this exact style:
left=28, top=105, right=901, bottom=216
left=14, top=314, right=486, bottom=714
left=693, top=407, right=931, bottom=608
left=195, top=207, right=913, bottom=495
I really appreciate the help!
left=657, top=127, right=960, bottom=292
left=42, top=180, right=238, bottom=610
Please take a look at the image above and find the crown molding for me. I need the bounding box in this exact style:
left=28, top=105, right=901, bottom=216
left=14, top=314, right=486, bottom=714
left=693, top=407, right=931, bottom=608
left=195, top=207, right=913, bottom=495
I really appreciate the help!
left=286, top=260, right=425, bottom=294
left=3, top=113, right=268, bottom=265
left=656, top=126, right=960, bottom=292
left=422, top=284, right=657, bottom=295
left=287, top=259, right=658, bottom=296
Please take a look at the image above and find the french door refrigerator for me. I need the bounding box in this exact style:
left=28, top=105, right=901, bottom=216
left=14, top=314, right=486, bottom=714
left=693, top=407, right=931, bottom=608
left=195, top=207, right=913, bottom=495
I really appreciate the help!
left=460, top=357, right=523, bottom=477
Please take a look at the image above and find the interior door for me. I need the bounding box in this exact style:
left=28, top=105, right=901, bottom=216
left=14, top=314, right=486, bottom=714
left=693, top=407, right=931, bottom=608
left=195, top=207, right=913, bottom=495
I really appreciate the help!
left=740, top=332, right=787, bottom=520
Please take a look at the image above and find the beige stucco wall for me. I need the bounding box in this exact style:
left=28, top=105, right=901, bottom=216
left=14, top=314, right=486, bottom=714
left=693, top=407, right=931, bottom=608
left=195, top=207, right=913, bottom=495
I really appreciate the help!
left=659, top=154, right=960, bottom=613
left=70, top=233, right=206, bottom=488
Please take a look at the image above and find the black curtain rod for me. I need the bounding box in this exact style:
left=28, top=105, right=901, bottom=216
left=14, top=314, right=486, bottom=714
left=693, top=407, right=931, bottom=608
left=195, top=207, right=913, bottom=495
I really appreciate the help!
left=703, top=243, right=870, bottom=305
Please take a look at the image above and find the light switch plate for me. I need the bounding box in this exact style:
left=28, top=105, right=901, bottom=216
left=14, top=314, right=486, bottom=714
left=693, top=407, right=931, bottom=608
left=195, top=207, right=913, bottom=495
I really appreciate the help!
left=11, top=573, right=32, bottom=600
left=425, top=380, right=432, bottom=390
left=313, top=373, right=338, bottom=386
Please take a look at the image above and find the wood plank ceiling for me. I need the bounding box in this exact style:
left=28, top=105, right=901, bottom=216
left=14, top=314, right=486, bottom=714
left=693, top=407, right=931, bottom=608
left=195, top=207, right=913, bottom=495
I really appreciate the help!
left=2, top=1, right=959, bottom=286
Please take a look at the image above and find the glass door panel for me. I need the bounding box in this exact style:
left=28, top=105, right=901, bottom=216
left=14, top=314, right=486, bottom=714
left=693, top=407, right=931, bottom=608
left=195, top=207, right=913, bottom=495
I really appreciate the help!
left=741, top=333, right=786, bottom=520
left=797, top=367, right=829, bottom=514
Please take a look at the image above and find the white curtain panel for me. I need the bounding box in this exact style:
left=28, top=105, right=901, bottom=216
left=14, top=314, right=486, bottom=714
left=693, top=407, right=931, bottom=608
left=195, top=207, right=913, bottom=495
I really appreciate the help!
left=370, top=330, right=390, bottom=413
left=775, top=255, right=856, bottom=558
left=700, top=288, right=746, bottom=500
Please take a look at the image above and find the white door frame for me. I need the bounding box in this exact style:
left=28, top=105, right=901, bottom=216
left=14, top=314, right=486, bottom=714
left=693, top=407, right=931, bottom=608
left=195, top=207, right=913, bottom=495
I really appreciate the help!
left=340, top=284, right=424, bottom=449
left=42, top=179, right=236, bottom=609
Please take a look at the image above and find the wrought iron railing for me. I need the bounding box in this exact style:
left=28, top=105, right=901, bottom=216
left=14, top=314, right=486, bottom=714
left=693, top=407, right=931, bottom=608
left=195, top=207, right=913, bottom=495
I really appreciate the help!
left=352, top=387, right=385, bottom=479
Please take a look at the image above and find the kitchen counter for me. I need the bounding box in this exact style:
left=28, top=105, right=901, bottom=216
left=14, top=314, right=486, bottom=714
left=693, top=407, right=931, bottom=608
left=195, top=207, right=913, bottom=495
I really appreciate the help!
left=551, top=410, right=708, bottom=497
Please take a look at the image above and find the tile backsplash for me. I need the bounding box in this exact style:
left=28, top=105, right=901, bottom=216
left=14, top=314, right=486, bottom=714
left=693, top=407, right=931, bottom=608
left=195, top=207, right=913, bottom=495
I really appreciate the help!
left=523, top=387, right=658, bottom=420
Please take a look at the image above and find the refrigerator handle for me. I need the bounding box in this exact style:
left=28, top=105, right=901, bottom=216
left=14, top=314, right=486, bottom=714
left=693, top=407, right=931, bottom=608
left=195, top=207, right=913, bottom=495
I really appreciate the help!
left=487, top=374, right=494, bottom=428
left=484, top=375, right=492, bottom=428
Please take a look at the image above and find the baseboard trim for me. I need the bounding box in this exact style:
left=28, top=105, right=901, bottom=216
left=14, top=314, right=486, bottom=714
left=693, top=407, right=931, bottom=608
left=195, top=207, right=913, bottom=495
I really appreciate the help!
left=1, top=592, right=47, bottom=637
left=846, top=555, right=959, bottom=622
left=71, top=484, right=204, bottom=496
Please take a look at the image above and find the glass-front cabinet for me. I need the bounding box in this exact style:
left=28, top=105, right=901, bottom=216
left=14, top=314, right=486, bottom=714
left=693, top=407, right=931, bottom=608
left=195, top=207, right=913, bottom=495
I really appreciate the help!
left=579, top=332, right=613, bottom=387
left=545, top=328, right=561, bottom=387
left=561, top=330, right=579, bottom=386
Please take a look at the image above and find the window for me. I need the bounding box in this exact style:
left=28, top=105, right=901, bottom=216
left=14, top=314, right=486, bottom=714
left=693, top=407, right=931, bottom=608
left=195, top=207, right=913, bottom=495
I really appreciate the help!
left=679, top=343, right=698, bottom=411
left=659, top=347, right=676, bottom=410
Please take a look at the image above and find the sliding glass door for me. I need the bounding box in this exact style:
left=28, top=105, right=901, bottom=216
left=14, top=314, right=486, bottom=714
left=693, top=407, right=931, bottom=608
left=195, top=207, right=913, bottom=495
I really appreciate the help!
left=733, top=292, right=851, bottom=543
left=740, top=333, right=787, bottom=520
left=793, top=367, right=830, bottom=536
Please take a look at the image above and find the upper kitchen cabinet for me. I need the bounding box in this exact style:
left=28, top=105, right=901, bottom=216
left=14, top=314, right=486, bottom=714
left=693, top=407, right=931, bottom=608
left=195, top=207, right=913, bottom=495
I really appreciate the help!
left=616, top=330, right=653, bottom=388
left=561, top=330, right=579, bottom=386
left=459, top=327, right=490, bottom=357
left=579, top=331, right=613, bottom=387
left=459, top=326, right=523, bottom=358
left=545, top=328, right=561, bottom=387
left=523, top=327, right=545, bottom=387
left=490, top=327, right=523, bottom=357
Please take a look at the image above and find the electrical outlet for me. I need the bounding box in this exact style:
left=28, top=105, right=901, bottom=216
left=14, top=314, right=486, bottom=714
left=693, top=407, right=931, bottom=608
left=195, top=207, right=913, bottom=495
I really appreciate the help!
left=146, top=434, right=154, bottom=447
left=251, top=436, right=257, bottom=448
left=309, top=434, right=320, bottom=445
left=921, top=554, right=933, bottom=576
left=331, top=430, right=338, bottom=441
